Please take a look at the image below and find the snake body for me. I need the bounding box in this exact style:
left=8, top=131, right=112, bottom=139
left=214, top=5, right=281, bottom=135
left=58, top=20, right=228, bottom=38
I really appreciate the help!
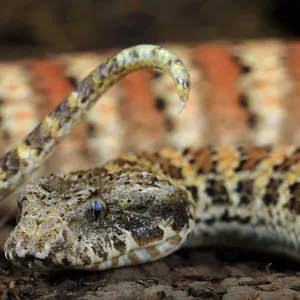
left=2, top=45, right=300, bottom=271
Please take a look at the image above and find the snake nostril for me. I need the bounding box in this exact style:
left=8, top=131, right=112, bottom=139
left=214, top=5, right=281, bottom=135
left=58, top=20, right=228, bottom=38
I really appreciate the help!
left=62, top=229, right=68, bottom=242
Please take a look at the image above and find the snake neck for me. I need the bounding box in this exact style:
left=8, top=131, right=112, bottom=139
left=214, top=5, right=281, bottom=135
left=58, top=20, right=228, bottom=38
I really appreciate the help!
left=118, top=145, right=300, bottom=260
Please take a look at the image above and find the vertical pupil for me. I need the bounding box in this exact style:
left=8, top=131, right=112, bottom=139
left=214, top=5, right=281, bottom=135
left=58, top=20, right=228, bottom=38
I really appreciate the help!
left=93, top=200, right=102, bottom=220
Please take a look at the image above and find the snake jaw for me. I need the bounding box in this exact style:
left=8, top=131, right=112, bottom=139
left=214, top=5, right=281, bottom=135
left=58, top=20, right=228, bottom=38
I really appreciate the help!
left=5, top=219, right=194, bottom=271
left=75, top=222, right=194, bottom=271
left=5, top=213, right=195, bottom=271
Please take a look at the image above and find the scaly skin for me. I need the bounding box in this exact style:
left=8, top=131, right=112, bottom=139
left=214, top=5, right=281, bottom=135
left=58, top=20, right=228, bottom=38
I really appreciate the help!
left=0, top=45, right=190, bottom=202
left=1, top=44, right=191, bottom=271
left=5, top=162, right=195, bottom=270
left=4, top=44, right=300, bottom=271
left=0, top=40, right=298, bottom=169
left=5, top=144, right=300, bottom=271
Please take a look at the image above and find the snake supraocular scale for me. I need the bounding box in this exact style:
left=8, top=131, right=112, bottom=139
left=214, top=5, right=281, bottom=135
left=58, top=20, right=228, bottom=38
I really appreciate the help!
left=2, top=45, right=300, bottom=271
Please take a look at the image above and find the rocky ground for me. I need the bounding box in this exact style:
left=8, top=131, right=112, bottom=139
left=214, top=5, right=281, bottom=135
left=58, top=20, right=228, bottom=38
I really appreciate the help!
left=1, top=247, right=300, bottom=300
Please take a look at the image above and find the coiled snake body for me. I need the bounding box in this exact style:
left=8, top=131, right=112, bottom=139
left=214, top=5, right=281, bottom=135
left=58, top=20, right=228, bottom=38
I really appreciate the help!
left=2, top=45, right=300, bottom=271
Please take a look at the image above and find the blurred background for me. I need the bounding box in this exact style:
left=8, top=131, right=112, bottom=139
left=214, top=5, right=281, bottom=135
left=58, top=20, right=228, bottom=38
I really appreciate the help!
left=1, top=0, right=300, bottom=238
left=0, top=0, right=299, bottom=58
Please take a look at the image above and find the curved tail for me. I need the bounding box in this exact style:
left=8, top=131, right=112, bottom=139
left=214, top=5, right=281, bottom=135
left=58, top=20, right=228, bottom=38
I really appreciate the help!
left=0, top=45, right=191, bottom=201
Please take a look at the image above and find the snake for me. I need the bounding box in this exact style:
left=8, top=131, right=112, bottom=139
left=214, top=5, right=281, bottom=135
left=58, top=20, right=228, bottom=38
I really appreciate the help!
left=2, top=45, right=300, bottom=272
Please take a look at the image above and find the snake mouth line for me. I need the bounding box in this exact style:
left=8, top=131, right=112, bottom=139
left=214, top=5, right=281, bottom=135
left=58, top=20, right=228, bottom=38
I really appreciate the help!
left=77, top=231, right=189, bottom=271
left=7, top=227, right=192, bottom=271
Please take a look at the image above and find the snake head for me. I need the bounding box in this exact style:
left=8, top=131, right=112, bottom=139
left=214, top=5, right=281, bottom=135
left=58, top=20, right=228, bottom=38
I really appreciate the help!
left=4, top=167, right=195, bottom=271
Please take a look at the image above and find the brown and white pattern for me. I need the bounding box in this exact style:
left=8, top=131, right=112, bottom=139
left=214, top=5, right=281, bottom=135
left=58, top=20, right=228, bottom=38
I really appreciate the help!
left=3, top=43, right=300, bottom=272
left=2, top=39, right=300, bottom=224
left=0, top=44, right=192, bottom=270
left=2, top=40, right=300, bottom=174
left=6, top=143, right=300, bottom=270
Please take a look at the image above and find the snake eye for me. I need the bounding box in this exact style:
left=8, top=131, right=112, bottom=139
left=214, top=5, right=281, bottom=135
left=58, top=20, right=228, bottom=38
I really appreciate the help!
left=91, top=199, right=107, bottom=221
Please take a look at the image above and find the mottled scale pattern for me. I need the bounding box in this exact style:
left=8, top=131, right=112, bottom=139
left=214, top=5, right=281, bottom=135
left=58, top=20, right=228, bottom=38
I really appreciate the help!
left=6, top=143, right=300, bottom=271
left=122, top=145, right=300, bottom=259
left=4, top=43, right=300, bottom=272
left=2, top=40, right=300, bottom=172
left=0, top=45, right=190, bottom=202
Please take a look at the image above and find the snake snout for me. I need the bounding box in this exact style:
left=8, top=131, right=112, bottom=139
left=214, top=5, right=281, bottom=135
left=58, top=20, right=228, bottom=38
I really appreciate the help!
left=4, top=219, right=78, bottom=271
left=4, top=229, right=57, bottom=271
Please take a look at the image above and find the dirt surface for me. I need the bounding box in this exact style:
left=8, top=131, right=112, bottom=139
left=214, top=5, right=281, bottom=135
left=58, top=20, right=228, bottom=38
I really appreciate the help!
left=1, top=248, right=300, bottom=299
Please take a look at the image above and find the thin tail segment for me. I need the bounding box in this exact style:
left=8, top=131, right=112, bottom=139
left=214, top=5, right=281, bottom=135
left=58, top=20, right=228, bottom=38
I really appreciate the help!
left=0, top=45, right=191, bottom=201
